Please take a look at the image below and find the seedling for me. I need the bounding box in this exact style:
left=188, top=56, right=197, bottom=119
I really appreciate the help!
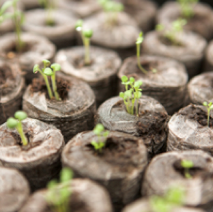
left=33, top=60, right=61, bottom=100
left=156, top=18, right=187, bottom=45
left=177, top=0, right=198, bottom=19
left=0, top=0, right=24, bottom=52
left=98, top=0, right=124, bottom=26
left=75, top=20, right=93, bottom=65
left=46, top=168, right=73, bottom=212
left=119, top=76, right=142, bottom=116
left=6, top=111, right=28, bottom=146
left=181, top=159, right=194, bottom=179
left=151, top=185, right=185, bottom=212
left=203, top=101, right=213, bottom=127
left=38, top=0, right=56, bottom=26
left=91, top=124, right=109, bottom=153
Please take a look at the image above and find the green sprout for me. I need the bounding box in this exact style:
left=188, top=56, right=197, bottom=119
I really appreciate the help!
left=0, top=0, right=24, bottom=52
left=6, top=111, right=28, bottom=146
left=119, top=76, right=142, bottom=116
left=181, top=159, right=194, bottom=179
left=46, top=168, right=73, bottom=212
left=75, top=20, right=93, bottom=66
left=33, top=60, right=61, bottom=100
left=98, top=0, right=124, bottom=26
left=91, top=124, right=109, bottom=153
left=151, top=185, right=185, bottom=212
left=38, top=0, right=56, bottom=26
left=177, top=0, right=198, bottom=19
left=156, top=18, right=187, bottom=45
left=203, top=101, right=213, bottom=127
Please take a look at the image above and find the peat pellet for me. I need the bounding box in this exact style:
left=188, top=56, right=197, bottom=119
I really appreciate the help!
left=55, top=46, right=122, bottom=106
left=0, top=118, right=65, bottom=191
left=0, top=60, right=25, bottom=125
left=0, top=167, right=30, bottom=212
left=156, top=2, right=213, bottom=41
left=0, top=33, right=55, bottom=84
left=167, top=104, right=213, bottom=154
left=187, top=72, right=213, bottom=105
left=84, top=12, right=140, bottom=60
left=203, top=40, right=213, bottom=72
left=23, top=75, right=96, bottom=142
left=23, top=9, right=77, bottom=49
left=62, top=131, right=148, bottom=210
left=122, top=198, right=205, bottom=212
left=96, top=96, right=168, bottom=156
left=59, top=0, right=101, bottom=18
left=142, top=31, right=207, bottom=79
left=19, top=179, right=113, bottom=212
left=118, top=55, right=188, bottom=115
left=142, top=150, right=213, bottom=211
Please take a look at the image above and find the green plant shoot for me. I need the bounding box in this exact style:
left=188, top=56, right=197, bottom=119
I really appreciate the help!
left=75, top=20, right=93, bottom=65
left=91, top=124, right=109, bottom=153
left=98, top=0, right=124, bottom=26
left=151, top=185, right=185, bottom=212
left=156, top=18, right=187, bottom=45
left=203, top=101, right=213, bottom=127
left=177, top=0, right=198, bottom=19
left=119, top=76, right=142, bottom=116
left=0, top=0, right=24, bottom=52
left=181, top=159, right=194, bottom=179
left=6, top=111, right=28, bottom=146
left=33, top=60, right=61, bottom=100
left=46, top=168, right=73, bottom=212
left=38, top=0, right=56, bottom=26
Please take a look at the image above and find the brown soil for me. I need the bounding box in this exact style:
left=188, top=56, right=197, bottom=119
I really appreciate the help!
left=31, top=76, right=71, bottom=101
left=5, top=42, right=30, bottom=57
left=179, top=105, right=213, bottom=127
left=73, top=55, right=95, bottom=69
left=0, top=66, right=14, bottom=84
left=87, top=137, right=139, bottom=170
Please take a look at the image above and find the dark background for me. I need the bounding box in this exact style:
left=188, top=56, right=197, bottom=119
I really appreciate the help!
left=154, top=0, right=213, bottom=7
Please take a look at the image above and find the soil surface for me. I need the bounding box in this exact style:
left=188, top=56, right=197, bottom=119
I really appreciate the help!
left=204, top=40, right=213, bottom=72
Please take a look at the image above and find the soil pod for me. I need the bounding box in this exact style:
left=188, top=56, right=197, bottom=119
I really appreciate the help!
left=0, top=167, right=30, bottom=212
left=187, top=72, right=213, bottom=105
left=203, top=40, right=213, bottom=72
left=62, top=131, right=148, bottom=211
left=156, top=2, right=213, bottom=41
left=167, top=104, right=213, bottom=154
left=96, top=96, right=168, bottom=156
left=142, top=150, right=213, bottom=211
left=59, top=0, right=101, bottom=18
left=0, top=33, right=55, bottom=84
left=142, top=31, right=207, bottom=79
left=23, top=9, right=77, bottom=49
left=19, top=179, right=113, bottom=212
left=23, top=74, right=96, bottom=142
left=55, top=46, right=122, bottom=106
left=84, top=12, right=140, bottom=60
left=0, top=118, right=65, bottom=190
left=118, top=55, right=188, bottom=115
left=0, top=60, right=25, bottom=125
left=122, top=198, right=205, bottom=212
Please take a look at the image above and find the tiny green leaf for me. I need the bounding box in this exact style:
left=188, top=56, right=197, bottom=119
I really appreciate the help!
left=60, top=168, right=73, bottom=183
left=75, top=19, right=83, bottom=29
left=33, top=64, right=40, bottom=73
left=121, top=75, right=128, bottom=83
left=44, top=67, right=53, bottom=76
left=0, top=1, right=13, bottom=16
left=83, top=29, right=93, bottom=38
left=119, top=92, right=124, bottom=99
left=14, top=111, right=27, bottom=121
left=51, top=63, right=61, bottom=72
left=134, top=80, right=143, bottom=88
left=94, top=124, right=104, bottom=134
left=181, top=159, right=194, bottom=169
left=42, top=59, right=51, bottom=67
left=6, top=117, right=18, bottom=129
left=203, top=102, right=208, bottom=106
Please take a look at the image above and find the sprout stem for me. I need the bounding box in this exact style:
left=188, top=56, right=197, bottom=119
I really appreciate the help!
left=51, top=71, right=60, bottom=100
left=208, top=109, right=210, bottom=127
left=84, top=37, right=91, bottom=65
left=136, top=44, right=147, bottom=74
left=44, top=75, right=53, bottom=99
left=16, top=121, right=28, bottom=146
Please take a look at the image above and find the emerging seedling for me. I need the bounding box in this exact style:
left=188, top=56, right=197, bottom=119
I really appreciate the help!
left=119, top=76, right=142, bottom=116
left=181, top=159, right=194, bottom=179
left=46, top=168, right=73, bottom=212
left=6, top=111, right=28, bottom=146
left=33, top=60, right=61, bottom=100
left=0, top=0, right=24, bottom=52
left=151, top=185, right=185, bottom=212
left=156, top=18, right=187, bottom=45
left=75, top=20, right=93, bottom=66
left=177, top=0, right=198, bottom=19
left=91, top=124, right=109, bottom=153
left=203, top=101, right=213, bottom=127
left=38, top=0, right=56, bottom=26
left=98, top=0, right=124, bottom=26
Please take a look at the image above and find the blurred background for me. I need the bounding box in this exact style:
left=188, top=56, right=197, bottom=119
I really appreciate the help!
left=155, top=0, right=213, bottom=6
